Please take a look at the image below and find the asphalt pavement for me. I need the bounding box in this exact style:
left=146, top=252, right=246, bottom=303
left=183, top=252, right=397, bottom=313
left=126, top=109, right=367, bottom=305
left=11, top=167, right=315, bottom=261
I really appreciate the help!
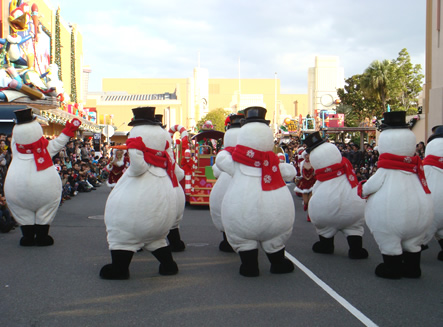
left=1, top=184, right=442, bottom=327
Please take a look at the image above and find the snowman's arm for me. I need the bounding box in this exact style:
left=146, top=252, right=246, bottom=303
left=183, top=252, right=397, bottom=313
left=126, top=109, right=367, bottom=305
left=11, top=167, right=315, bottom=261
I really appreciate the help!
left=48, top=133, right=70, bottom=157
left=126, top=149, right=149, bottom=177
left=215, top=151, right=234, bottom=176
left=212, top=163, right=221, bottom=178
left=175, top=165, right=185, bottom=182
left=361, top=170, right=386, bottom=197
left=279, top=163, right=296, bottom=182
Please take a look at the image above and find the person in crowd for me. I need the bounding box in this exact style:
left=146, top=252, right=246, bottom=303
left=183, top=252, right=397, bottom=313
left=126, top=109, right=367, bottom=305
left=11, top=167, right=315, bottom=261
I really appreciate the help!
left=0, top=191, right=16, bottom=233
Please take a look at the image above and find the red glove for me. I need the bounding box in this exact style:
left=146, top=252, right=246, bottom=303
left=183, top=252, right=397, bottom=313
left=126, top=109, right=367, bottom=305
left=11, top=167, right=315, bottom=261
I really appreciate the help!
left=357, top=180, right=369, bottom=199
left=62, top=118, right=81, bottom=137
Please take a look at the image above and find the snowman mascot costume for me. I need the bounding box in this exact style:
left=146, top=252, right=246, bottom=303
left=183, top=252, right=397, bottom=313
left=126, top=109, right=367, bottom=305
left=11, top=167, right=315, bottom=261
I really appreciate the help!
left=422, top=125, right=443, bottom=261
left=305, top=132, right=368, bottom=259
left=217, top=107, right=296, bottom=277
left=210, top=114, right=243, bottom=252
left=5, top=108, right=81, bottom=246
left=360, top=111, right=433, bottom=279
left=155, top=114, right=186, bottom=252
left=100, top=107, right=181, bottom=280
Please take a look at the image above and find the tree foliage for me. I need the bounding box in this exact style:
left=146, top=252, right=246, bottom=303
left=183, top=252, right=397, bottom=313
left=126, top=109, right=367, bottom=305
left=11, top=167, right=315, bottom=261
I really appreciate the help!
left=337, top=48, right=423, bottom=124
left=197, top=108, right=231, bottom=132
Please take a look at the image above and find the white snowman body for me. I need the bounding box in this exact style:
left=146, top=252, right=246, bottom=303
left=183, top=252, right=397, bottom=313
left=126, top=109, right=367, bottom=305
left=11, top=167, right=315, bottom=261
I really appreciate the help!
left=218, top=121, right=296, bottom=253
left=104, top=124, right=179, bottom=252
left=308, top=142, right=366, bottom=238
left=423, top=138, right=443, bottom=243
left=210, top=126, right=241, bottom=232
left=362, top=129, right=433, bottom=255
left=5, top=120, right=70, bottom=225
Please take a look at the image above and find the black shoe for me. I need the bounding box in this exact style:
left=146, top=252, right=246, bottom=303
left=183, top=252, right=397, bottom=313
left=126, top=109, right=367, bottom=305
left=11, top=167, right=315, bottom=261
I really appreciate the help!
left=100, top=250, right=134, bottom=280
left=152, top=246, right=179, bottom=275
left=239, top=249, right=259, bottom=277
left=312, top=235, right=334, bottom=254
left=219, top=232, right=235, bottom=253
left=347, top=235, right=369, bottom=259
left=20, top=225, right=36, bottom=246
left=35, top=225, right=54, bottom=246
left=266, top=248, right=294, bottom=274
left=375, top=254, right=402, bottom=279
left=167, top=228, right=186, bottom=252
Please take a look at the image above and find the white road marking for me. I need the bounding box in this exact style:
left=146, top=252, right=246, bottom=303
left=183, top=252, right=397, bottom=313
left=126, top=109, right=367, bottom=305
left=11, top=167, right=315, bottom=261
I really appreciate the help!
left=285, top=252, right=378, bottom=327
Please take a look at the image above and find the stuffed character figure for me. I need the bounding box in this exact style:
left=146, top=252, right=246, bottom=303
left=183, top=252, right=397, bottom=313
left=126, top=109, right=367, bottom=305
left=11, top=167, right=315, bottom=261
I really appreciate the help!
left=106, top=149, right=129, bottom=188
left=100, top=107, right=181, bottom=280
left=155, top=114, right=186, bottom=252
left=216, top=107, right=296, bottom=277
left=360, top=111, right=433, bottom=279
left=305, top=132, right=368, bottom=259
left=210, top=114, right=243, bottom=253
left=422, top=125, right=443, bottom=261
left=5, top=108, right=80, bottom=246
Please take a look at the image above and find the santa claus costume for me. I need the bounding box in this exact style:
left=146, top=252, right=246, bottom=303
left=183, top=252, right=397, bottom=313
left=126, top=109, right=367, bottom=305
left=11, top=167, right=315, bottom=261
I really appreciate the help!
left=5, top=108, right=80, bottom=246
left=106, top=149, right=129, bottom=188
left=360, top=111, right=433, bottom=279
left=293, top=151, right=316, bottom=221
left=217, top=107, right=296, bottom=277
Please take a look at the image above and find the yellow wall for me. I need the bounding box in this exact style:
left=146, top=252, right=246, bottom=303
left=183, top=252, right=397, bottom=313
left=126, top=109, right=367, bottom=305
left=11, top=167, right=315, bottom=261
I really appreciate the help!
left=91, top=77, right=308, bottom=133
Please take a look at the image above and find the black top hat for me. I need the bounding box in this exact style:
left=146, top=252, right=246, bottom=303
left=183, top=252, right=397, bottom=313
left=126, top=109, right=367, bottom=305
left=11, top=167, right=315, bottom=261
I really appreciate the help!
left=427, top=125, right=443, bottom=143
left=380, top=111, right=409, bottom=130
left=14, top=108, right=36, bottom=124
left=154, top=114, right=166, bottom=129
left=241, top=107, right=270, bottom=126
left=304, top=131, right=326, bottom=153
left=228, top=114, right=244, bottom=129
left=431, top=125, right=443, bottom=133
left=128, top=107, right=161, bottom=126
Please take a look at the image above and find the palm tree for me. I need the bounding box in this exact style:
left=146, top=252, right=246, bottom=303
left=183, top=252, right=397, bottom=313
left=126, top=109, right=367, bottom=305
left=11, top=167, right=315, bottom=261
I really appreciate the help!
left=361, top=59, right=393, bottom=112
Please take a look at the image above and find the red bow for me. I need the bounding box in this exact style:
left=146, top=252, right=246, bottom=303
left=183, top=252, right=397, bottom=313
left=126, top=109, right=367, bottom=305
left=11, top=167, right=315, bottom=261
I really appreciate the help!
left=126, top=137, right=178, bottom=187
left=315, top=157, right=358, bottom=188
left=423, top=155, right=443, bottom=170
left=377, top=153, right=430, bottom=194
left=16, top=137, right=53, bottom=171
left=232, top=144, right=285, bottom=191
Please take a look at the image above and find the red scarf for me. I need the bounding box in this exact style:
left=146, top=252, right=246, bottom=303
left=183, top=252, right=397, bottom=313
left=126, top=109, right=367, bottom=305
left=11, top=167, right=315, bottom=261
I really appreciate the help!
left=315, top=157, right=358, bottom=188
left=126, top=137, right=178, bottom=187
left=16, top=137, right=53, bottom=171
left=232, top=144, right=285, bottom=191
left=378, top=153, right=430, bottom=194
left=223, top=146, right=235, bottom=154
left=423, top=155, right=443, bottom=170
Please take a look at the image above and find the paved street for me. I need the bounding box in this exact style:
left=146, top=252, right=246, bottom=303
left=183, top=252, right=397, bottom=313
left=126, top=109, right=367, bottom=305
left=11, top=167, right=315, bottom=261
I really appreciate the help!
left=1, top=184, right=442, bottom=327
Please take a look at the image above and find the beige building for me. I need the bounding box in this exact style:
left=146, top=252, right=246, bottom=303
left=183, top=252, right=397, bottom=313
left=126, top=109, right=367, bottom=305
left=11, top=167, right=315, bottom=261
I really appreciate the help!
left=425, top=0, right=443, bottom=138
left=86, top=74, right=308, bottom=137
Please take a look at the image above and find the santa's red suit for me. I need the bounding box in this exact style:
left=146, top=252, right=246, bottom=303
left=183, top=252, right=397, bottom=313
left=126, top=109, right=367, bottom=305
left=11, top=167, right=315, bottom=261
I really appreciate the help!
left=107, top=151, right=130, bottom=187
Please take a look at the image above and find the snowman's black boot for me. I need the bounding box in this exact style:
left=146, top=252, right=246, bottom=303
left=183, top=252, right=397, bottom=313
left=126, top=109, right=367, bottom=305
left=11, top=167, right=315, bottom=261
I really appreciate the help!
left=347, top=235, right=369, bottom=259
left=219, top=232, right=235, bottom=253
left=167, top=228, right=186, bottom=252
left=375, top=254, right=402, bottom=279
left=35, top=225, right=54, bottom=246
left=312, top=235, right=334, bottom=254
left=266, top=248, right=294, bottom=274
left=238, top=249, right=259, bottom=277
left=100, top=250, right=134, bottom=280
left=19, top=225, right=36, bottom=246
left=402, top=251, right=422, bottom=278
left=152, top=245, right=179, bottom=275
left=438, top=239, right=443, bottom=261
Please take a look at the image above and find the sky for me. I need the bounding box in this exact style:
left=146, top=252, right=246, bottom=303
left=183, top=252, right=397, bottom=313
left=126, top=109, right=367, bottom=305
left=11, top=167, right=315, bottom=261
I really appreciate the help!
left=52, top=0, right=426, bottom=94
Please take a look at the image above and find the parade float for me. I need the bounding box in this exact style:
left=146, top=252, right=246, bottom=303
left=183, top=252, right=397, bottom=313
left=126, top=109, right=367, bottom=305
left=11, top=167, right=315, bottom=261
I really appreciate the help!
left=0, top=1, right=99, bottom=136
left=170, top=120, right=224, bottom=205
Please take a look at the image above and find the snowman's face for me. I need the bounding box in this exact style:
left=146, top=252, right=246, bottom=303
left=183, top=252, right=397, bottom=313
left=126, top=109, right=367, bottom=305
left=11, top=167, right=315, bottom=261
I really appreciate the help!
left=237, top=122, right=273, bottom=152
left=378, top=129, right=416, bottom=156
left=309, top=142, right=342, bottom=170
left=12, top=120, right=43, bottom=145
left=223, top=127, right=241, bottom=148
left=129, top=124, right=167, bottom=151
left=425, top=138, right=443, bottom=157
